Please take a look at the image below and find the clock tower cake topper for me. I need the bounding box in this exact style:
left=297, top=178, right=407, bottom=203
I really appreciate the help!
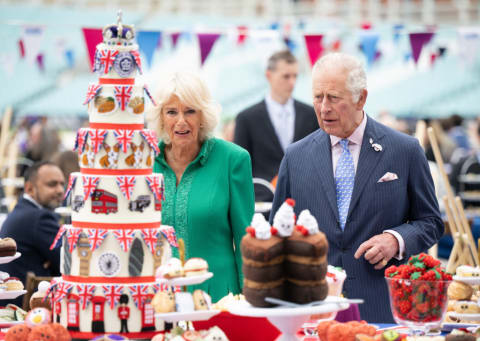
left=46, top=11, right=177, bottom=339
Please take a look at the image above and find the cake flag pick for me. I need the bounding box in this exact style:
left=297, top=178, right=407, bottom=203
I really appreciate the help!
left=63, top=174, right=78, bottom=201
left=129, top=284, right=149, bottom=308
left=143, top=85, right=156, bottom=106
left=114, top=129, right=134, bottom=153
left=113, top=229, right=136, bottom=251
left=90, top=129, right=108, bottom=154
left=74, top=128, right=89, bottom=154
left=76, top=284, right=96, bottom=309
left=140, top=130, right=160, bottom=155
left=116, top=175, right=136, bottom=200
left=114, top=85, right=133, bottom=111
left=83, top=84, right=102, bottom=105
left=82, top=176, right=100, bottom=201
left=102, top=284, right=124, bottom=309
left=87, top=229, right=108, bottom=251
left=146, top=175, right=164, bottom=201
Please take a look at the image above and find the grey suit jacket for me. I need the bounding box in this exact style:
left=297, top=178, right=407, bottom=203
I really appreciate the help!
left=270, top=116, right=443, bottom=323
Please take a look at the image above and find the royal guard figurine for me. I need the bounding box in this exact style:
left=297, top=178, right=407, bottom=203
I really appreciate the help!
left=91, top=296, right=106, bottom=333
left=118, top=294, right=130, bottom=333
left=77, top=232, right=92, bottom=276
left=152, top=234, right=165, bottom=273
left=141, top=294, right=155, bottom=332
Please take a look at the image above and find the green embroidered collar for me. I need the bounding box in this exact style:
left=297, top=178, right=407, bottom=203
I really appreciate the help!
left=157, top=138, right=215, bottom=167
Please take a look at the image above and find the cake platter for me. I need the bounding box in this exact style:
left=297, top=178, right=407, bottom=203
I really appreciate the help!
left=447, top=312, right=480, bottom=322
left=0, top=290, right=27, bottom=300
left=0, top=252, right=21, bottom=264
left=156, top=272, right=213, bottom=286
left=155, top=309, right=221, bottom=323
left=452, top=275, right=480, bottom=285
left=228, top=296, right=350, bottom=341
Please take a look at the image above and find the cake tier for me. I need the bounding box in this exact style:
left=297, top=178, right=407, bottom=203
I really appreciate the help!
left=60, top=224, right=172, bottom=278
left=86, top=83, right=146, bottom=125
left=94, top=43, right=140, bottom=80
left=68, top=173, right=163, bottom=225
left=50, top=276, right=164, bottom=337
left=76, top=128, right=158, bottom=172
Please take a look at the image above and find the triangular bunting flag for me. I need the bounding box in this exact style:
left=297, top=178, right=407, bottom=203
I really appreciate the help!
left=102, top=285, right=124, bottom=309
left=116, top=176, right=136, bottom=200
left=87, top=229, right=108, bottom=251
left=112, top=229, right=136, bottom=251
left=171, top=32, right=181, bottom=49
left=67, top=228, right=82, bottom=253
left=83, top=84, right=102, bottom=105
left=82, top=176, right=100, bottom=201
left=129, top=285, right=149, bottom=308
left=304, top=34, right=324, bottom=66
left=36, top=53, right=45, bottom=72
left=82, top=28, right=103, bottom=71
left=114, top=85, right=133, bottom=111
left=140, top=130, right=160, bottom=155
left=18, top=39, right=25, bottom=58
left=137, top=31, right=161, bottom=68
left=141, top=228, right=159, bottom=254
left=409, top=32, right=434, bottom=65
left=146, top=175, right=164, bottom=201
left=89, top=129, right=107, bottom=154
left=237, top=26, right=248, bottom=45
left=50, top=225, right=67, bottom=250
left=63, top=174, right=77, bottom=201
left=360, top=32, right=380, bottom=67
left=76, top=284, right=95, bottom=310
left=113, top=129, right=134, bottom=153
left=22, top=26, right=44, bottom=65
left=131, top=50, right=142, bottom=74
left=65, top=49, right=75, bottom=69
left=160, top=226, right=178, bottom=247
left=197, top=33, right=221, bottom=66
left=74, top=128, right=89, bottom=154
left=53, top=282, right=73, bottom=303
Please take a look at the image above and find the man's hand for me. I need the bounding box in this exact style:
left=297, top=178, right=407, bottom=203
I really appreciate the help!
left=354, top=233, right=399, bottom=270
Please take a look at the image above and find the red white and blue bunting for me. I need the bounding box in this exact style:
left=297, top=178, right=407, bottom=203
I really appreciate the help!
left=82, top=176, right=100, bottom=201
left=99, top=49, right=119, bottom=74
left=83, top=84, right=102, bottom=105
left=102, top=284, right=124, bottom=309
left=114, top=85, right=133, bottom=111
left=112, top=229, right=136, bottom=251
left=53, top=282, right=73, bottom=303
left=89, top=129, right=108, bottom=154
left=143, top=85, right=156, bottom=106
left=140, top=130, right=160, bottom=155
left=87, top=229, right=108, bottom=251
left=145, top=175, right=164, bottom=201
left=113, top=129, right=134, bottom=153
left=131, top=50, right=142, bottom=74
left=140, top=228, right=159, bottom=254
left=77, top=284, right=96, bottom=309
left=129, top=284, right=149, bottom=308
left=160, top=226, right=178, bottom=248
left=50, top=225, right=67, bottom=250
left=116, top=176, right=136, bottom=200
left=74, top=128, right=89, bottom=154
left=63, top=174, right=78, bottom=201
left=67, top=228, right=82, bottom=253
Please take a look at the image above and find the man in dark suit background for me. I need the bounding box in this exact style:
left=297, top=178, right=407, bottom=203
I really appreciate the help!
left=270, top=53, right=443, bottom=322
left=234, top=50, right=318, bottom=202
left=0, top=161, right=65, bottom=306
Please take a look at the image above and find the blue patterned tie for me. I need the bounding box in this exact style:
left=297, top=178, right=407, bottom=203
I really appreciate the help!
left=335, top=139, right=355, bottom=230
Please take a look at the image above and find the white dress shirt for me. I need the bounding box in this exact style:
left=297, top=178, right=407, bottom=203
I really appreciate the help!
left=23, top=193, right=42, bottom=209
left=265, top=94, right=295, bottom=152
left=329, top=113, right=405, bottom=260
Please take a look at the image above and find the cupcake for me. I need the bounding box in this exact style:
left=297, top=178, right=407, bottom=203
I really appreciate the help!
left=5, top=277, right=24, bottom=291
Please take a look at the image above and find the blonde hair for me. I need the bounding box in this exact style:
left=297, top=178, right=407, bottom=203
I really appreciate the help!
left=149, top=71, right=220, bottom=144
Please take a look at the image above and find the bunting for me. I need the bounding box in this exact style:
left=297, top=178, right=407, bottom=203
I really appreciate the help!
left=83, top=84, right=102, bottom=105
left=67, top=228, right=82, bottom=253
left=160, top=226, right=178, bottom=248
left=304, top=34, right=324, bottom=66
left=22, top=25, right=44, bottom=65
left=102, top=285, right=124, bottom=309
left=171, top=32, right=181, bottom=49
left=82, top=176, right=100, bottom=201
left=129, top=284, right=149, bottom=308
left=87, top=229, right=108, bottom=251
left=114, top=85, right=133, bottom=111
left=146, top=175, right=164, bottom=201
left=99, top=49, right=119, bottom=74
left=44, top=279, right=58, bottom=302
left=137, top=31, right=161, bottom=68
left=82, top=28, right=103, bottom=70
left=153, top=283, right=180, bottom=293
left=113, top=129, right=134, bottom=153
left=50, top=225, right=67, bottom=250
left=74, top=128, right=89, bottom=154
left=89, top=129, right=107, bottom=153
left=409, top=32, right=434, bottom=65
left=237, top=26, right=248, bottom=45
left=116, top=176, right=136, bottom=200
left=197, top=33, right=221, bottom=66
left=141, top=229, right=159, bottom=254
left=53, top=282, right=73, bottom=303
left=112, top=229, right=136, bottom=251
left=77, top=284, right=96, bottom=309
left=360, top=32, right=380, bottom=67
left=130, top=50, right=142, bottom=74
left=140, top=130, right=160, bottom=155
left=63, top=174, right=77, bottom=201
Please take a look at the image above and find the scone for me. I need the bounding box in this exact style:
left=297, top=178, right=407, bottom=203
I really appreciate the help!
left=5, top=277, right=24, bottom=291
left=448, top=281, right=473, bottom=300
left=151, top=290, right=175, bottom=313
left=0, top=238, right=17, bottom=257
left=183, top=258, right=208, bottom=277
left=454, top=301, right=480, bottom=314
left=193, top=290, right=211, bottom=310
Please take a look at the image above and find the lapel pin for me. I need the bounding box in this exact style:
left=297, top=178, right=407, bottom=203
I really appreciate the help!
left=369, top=138, right=382, bottom=152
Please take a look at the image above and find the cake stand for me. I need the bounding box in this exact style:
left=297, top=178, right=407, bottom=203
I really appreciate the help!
left=0, top=252, right=21, bottom=265
left=228, top=296, right=350, bottom=341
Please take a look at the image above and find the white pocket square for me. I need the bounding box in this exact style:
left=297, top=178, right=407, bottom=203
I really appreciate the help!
left=378, top=172, right=398, bottom=183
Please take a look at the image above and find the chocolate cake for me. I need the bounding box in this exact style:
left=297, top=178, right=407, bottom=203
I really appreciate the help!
left=0, top=238, right=17, bottom=257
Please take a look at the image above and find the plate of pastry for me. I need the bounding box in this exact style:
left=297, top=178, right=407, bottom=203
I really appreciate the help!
left=447, top=312, right=480, bottom=322
left=0, top=252, right=21, bottom=265
left=155, top=309, right=221, bottom=323
left=0, top=290, right=27, bottom=300
left=156, top=272, right=213, bottom=286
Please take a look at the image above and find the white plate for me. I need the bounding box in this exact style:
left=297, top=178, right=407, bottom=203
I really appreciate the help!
left=0, top=253, right=21, bottom=265
left=0, top=290, right=27, bottom=299
left=155, top=309, right=220, bottom=323
left=442, top=322, right=480, bottom=331
left=447, top=312, right=480, bottom=322
left=255, top=202, right=272, bottom=213
left=0, top=320, right=23, bottom=328
left=452, top=275, right=480, bottom=285
left=156, top=272, right=213, bottom=286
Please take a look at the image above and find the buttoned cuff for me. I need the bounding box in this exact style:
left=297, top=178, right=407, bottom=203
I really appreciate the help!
left=383, top=230, right=405, bottom=260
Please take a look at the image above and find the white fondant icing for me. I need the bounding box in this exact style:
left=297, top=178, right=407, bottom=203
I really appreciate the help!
left=273, top=201, right=295, bottom=237
left=250, top=213, right=271, bottom=240
left=296, top=209, right=319, bottom=235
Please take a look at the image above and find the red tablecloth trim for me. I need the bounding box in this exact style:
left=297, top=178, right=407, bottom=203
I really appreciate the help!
left=99, top=78, right=135, bottom=85
left=71, top=221, right=161, bottom=229
left=80, top=168, right=152, bottom=175
left=62, top=275, right=156, bottom=284
left=89, top=123, right=144, bottom=130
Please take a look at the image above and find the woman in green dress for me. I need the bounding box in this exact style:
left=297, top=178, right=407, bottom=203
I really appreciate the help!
left=151, top=71, right=255, bottom=302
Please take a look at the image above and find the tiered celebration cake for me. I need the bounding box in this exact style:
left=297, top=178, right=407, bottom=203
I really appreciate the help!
left=46, top=14, right=176, bottom=340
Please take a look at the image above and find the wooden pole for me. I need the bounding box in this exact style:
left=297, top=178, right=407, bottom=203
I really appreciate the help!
left=444, top=197, right=465, bottom=273
left=0, top=106, right=13, bottom=173
left=4, top=139, right=19, bottom=212
left=455, top=196, right=479, bottom=265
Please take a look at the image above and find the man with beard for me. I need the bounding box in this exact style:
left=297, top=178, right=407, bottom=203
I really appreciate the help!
left=0, top=161, right=65, bottom=306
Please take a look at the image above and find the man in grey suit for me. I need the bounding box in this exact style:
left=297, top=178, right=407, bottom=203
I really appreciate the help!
left=270, top=53, right=443, bottom=322
left=234, top=50, right=318, bottom=202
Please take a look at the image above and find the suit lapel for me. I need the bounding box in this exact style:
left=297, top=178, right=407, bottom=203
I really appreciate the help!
left=347, top=117, right=386, bottom=218
left=260, top=100, right=284, bottom=155
left=311, top=131, right=339, bottom=221
left=293, top=100, right=304, bottom=141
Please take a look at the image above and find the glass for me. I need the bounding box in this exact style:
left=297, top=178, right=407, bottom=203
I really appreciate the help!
left=385, top=277, right=451, bottom=335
